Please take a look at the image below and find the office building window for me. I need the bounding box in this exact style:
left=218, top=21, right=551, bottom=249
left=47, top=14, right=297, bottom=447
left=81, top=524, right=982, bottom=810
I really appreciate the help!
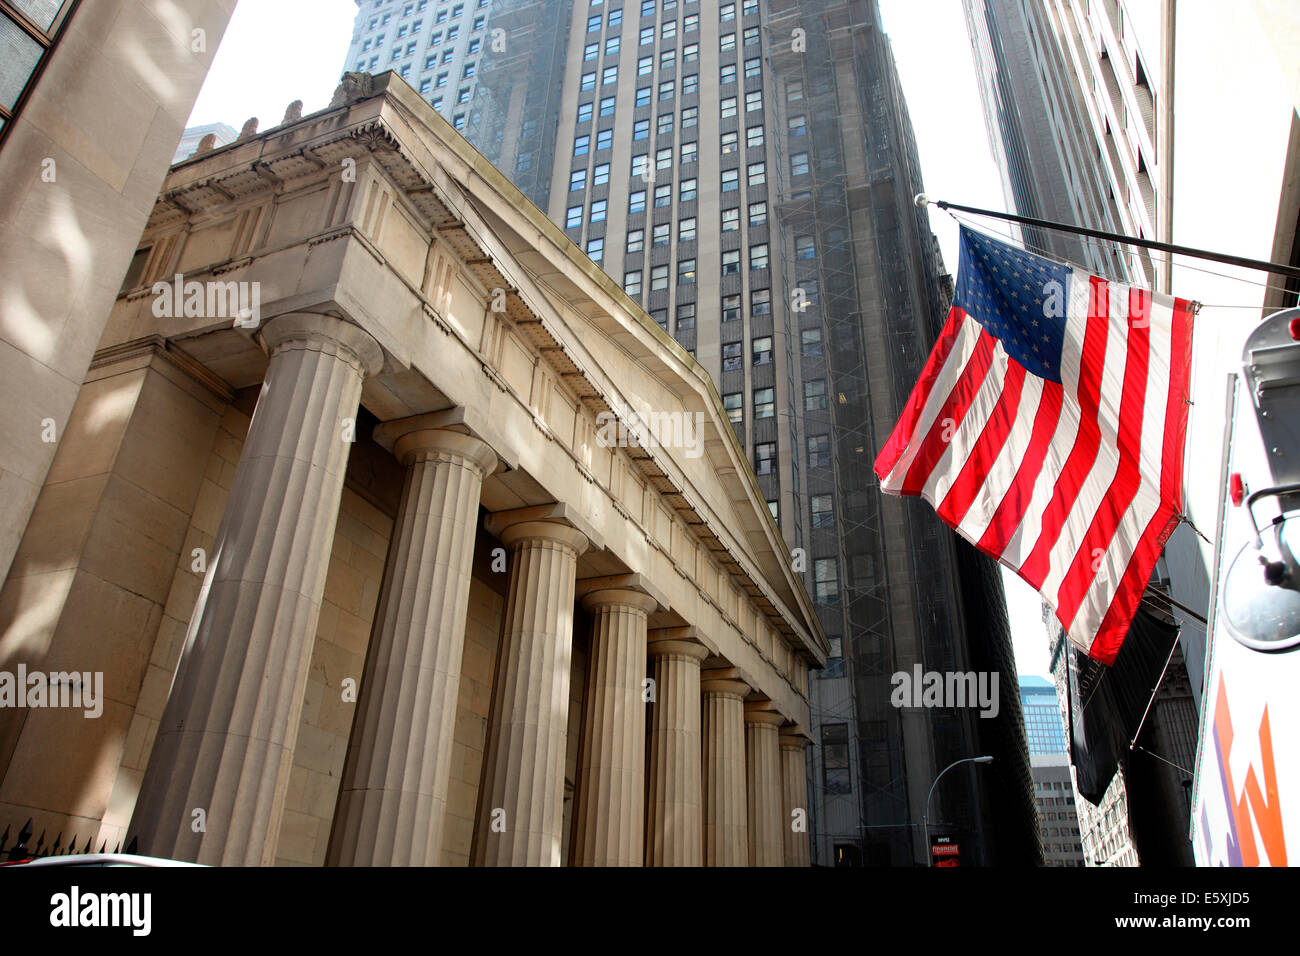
left=603, top=65, right=618, bottom=84
left=578, top=102, right=594, bottom=123
left=805, top=378, right=827, bottom=411
left=661, top=19, right=675, bottom=40
left=634, top=118, right=650, bottom=140
left=814, top=557, right=839, bottom=603
left=682, top=43, right=698, bottom=62
left=586, top=237, right=604, bottom=262
left=684, top=12, right=698, bottom=31
left=640, top=25, right=654, bottom=45
left=752, top=335, right=772, bottom=366
left=754, top=387, right=774, bottom=419
left=745, top=90, right=762, bottom=112
left=657, top=112, right=673, bottom=135
left=587, top=13, right=601, bottom=30
left=678, top=258, right=696, bottom=284
left=744, top=56, right=761, bottom=79
left=656, top=146, right=673, bottom=169
left=789, top=114, right=807, bottom=137
left=791, top=151, right=810, bottom=176
left=787, top=77, right=803, bottom=101
left=749, top=243, right=769, bottom=270
left=721, top=131, right=738, bottom=154
left=721, top=63, right=737, bottom=85
left=679, top=216, right=696, bottom=241
left=650, top=307, right=668, bottom=329
left=627, top=228, right=644, bottom=253
left=681, top=105, right=697, bottom=128
left=631, top=152, right=648, bottom=178
left=724, top=392, right=742, bottom=424
left=608, top=7, right=622, bottom=26
left=721, top=96, right=737, bottom=118
left=638, top=55, right=653, bottom=75
left=600, top=95, right=616, bottom=116
left=822, top=723, right=849, bottom=790
left=660, top=49, right=676, bottom=70
left=720, top=1, right=735, bottom=20
left=722, top=250, right=740, bottom=276
left=743, top=25, right=760, bottom=45
left=680, top=178, right=697, bottom=201
left=808, top=434, right=831, bottom=468
left=590, top=198, right=608, bottom=222
left=585, top=41, right=599, bottom=60
left=654, top=183, right=672, bottom=207
left=721, top=168, right=739, bottom=192
left=629, top=189, right=647, bottom=213
left=748, top=201, right=767, bottom=226
left=746, top=125, right=764, bottom=148
left=582, top=71, right=597, bottom=90
left=721, top=207, right=739, bottom=232
left=624, top=270, right=643, bottom=295
left=811, top=494, right=833, bottom=528
left=722, top=294, right=741, bottom=322
left=796, top=235, right=816, bottom=259
left=802, top=328, right=823, bottom=355
left=755, top=441, right=776, bottom=475
left=574, top=134, right=591, bottom=156
left=650, top=264, right=669, bottom=290
left=723, top=342, right=742, bottom=371
left=682, top=73, right=698, bottom=96
left=751, top=288, right=771, bottom=317
left=720, top=32, right=735, bottom=51
left=659, top=79, right=675, bottom=100
left=597, top=128, right=613, bottom=150
left=747, top=161, right=766, bottom=186
left=593, top=162, right=610, bottom=185
left=681, top=141, right=697, bottom=164
left=636, top=85, right=652, bottom=107
left=605, top=35, right=620, bottom=54
left=652, top=222, right=670, bottom=246
left=676, top=302, right=696, bottom=330
left=566, top=205, right=583, bottom=228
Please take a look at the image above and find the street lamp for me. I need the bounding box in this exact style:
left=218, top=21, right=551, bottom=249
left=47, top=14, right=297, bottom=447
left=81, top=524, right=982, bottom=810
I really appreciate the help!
left=922, top=755, right=994, bottom=867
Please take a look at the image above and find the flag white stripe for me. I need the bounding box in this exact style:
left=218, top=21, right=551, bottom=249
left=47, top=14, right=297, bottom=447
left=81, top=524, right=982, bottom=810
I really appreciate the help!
left=881, top=313, right=984, bottom=491
left=1039, top=279, right=1133, bottom=605
left=1000, top=268, right=1093, bottom=571
left=922, top=341, right=1012, bottom=509
left=1069, top=293, right=1176, bottom=646
left=956, top=372, right=1046, bottom=544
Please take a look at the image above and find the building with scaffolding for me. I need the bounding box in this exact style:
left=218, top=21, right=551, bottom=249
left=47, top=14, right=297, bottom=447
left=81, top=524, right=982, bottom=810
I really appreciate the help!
left=462, top=0, right=1039, bottom=865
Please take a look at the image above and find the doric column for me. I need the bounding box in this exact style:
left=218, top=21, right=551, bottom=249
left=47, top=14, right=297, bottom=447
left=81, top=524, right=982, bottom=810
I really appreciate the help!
left=745, top=705, right=786, bottom=867
left=701, top=674, right=750, bottom=866
left=780, top=732, right=812, bottom=867
left=570, top=587, right=657, bottom=866
left=644, top=630, right=709, bottom=866
left=130, top=314, right=383, bottom=865
left=473, top=519, right=588, bottom=866
left=327, top=426, right=497, bottom=866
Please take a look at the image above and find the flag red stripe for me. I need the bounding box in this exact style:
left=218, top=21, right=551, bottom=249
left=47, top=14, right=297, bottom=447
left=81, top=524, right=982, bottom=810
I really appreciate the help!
left=874, top=307, right=968, bottom=481
left=937, top=360, right=1027, bottom=528
left=1089, top=298, right=1195, bottom=663
left=1054, top=288, right=1152, bottom=629
left=976, top=379, right=1064, bottom=558
left=899, top=329, right=998, bottom=495
left=1019, top=277, right=1111, bottom=588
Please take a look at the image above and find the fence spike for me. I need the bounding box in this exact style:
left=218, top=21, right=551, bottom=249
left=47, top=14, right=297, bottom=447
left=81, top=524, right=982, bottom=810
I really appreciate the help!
left=98, top=840, right=107, bottom=854
left=66, top=833, right=77, bottom=855
left=0, top=824, right=9, bottom=853
left=114, top=840, right=121, bottom=854
left=82, top=835, right=92, bottom=854
left=124, top=835, right=138, bottom=855
left=6, top=819, right=33, bottom=862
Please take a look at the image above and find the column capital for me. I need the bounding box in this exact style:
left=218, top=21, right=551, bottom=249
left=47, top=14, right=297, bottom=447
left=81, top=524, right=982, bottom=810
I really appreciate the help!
left=260, top=313, right=384, bottom=377
left=700, top=677, right=750, bottom=701
left=779, top=731, right=812, bottom=751
left=580, top=587, right=658, bottom=615
left=647, top=630, right=710, bottom=664
left=494, top=519, right=589, bottom=556
left=379, top=422, right=499, bottom=475
left=743, top=705, right=787, bottom=729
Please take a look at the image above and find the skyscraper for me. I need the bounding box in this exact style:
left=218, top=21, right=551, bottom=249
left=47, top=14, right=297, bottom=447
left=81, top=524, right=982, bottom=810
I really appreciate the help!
left=459, top=0, right=1038, bottom=865
left=342, top=0, right=494, bottom=133
left=1020, top=675, right=1085, bottom=866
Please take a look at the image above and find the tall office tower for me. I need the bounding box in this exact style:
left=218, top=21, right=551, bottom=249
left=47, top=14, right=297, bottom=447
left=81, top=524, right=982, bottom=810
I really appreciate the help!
left=465, top=0, right=1037, bottom=865
left=1020, top=677, right=1085, bottom=866
left=963, top=0, right=1164, bottom=286
left=341, top=0, right=494, bottom=133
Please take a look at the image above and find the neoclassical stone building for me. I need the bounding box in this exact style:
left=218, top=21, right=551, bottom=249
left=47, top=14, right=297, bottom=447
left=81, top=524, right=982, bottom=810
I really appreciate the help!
left=0, top=74, right=826, bottom=866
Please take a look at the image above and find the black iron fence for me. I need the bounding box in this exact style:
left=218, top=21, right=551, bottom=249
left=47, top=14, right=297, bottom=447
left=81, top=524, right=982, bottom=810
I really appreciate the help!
left=1, top=818, right=137, bottom=863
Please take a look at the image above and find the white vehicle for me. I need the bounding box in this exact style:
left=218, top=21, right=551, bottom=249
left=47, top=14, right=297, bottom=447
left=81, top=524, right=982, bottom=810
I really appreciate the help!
left=1190, top=308, right=1300, bottom=866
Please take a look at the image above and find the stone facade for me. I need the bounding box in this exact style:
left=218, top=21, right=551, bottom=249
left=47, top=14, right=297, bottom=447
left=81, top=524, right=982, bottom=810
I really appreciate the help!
left=0, top=73, right=826, bottom=866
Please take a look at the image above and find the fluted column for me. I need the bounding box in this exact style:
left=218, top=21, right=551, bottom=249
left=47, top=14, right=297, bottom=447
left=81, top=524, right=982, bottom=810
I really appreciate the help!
left=644, top=632, right=709, bottom=866
left=570, top=588, right=657, bottom=866
left=473, top=520, right=589, bottom=866
left=130, top=314, right=383, bottom=865
left=701, top=675, right=750, bottom=866
left=780, top=732, right=812, bottom=867
left=745, top=706, right=786, bottom=867
left=327, top=427, right=497, bottom=866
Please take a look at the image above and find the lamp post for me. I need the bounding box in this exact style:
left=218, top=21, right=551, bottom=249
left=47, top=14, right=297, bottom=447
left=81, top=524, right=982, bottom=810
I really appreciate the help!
left=922, top=755, right=994, bottom=867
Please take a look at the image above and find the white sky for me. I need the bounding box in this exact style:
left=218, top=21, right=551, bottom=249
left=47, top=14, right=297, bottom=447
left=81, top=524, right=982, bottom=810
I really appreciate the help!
left=188, top=0, right=1055, bottom=680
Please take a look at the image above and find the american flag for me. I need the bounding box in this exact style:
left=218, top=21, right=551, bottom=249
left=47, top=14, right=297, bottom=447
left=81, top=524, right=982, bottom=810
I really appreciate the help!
left=874, top=227, right=1195, bottom=664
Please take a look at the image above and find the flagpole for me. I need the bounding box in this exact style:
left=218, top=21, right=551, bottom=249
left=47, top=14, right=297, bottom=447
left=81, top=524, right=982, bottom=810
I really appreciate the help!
left=917, top=195, right=1300, bottom=285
